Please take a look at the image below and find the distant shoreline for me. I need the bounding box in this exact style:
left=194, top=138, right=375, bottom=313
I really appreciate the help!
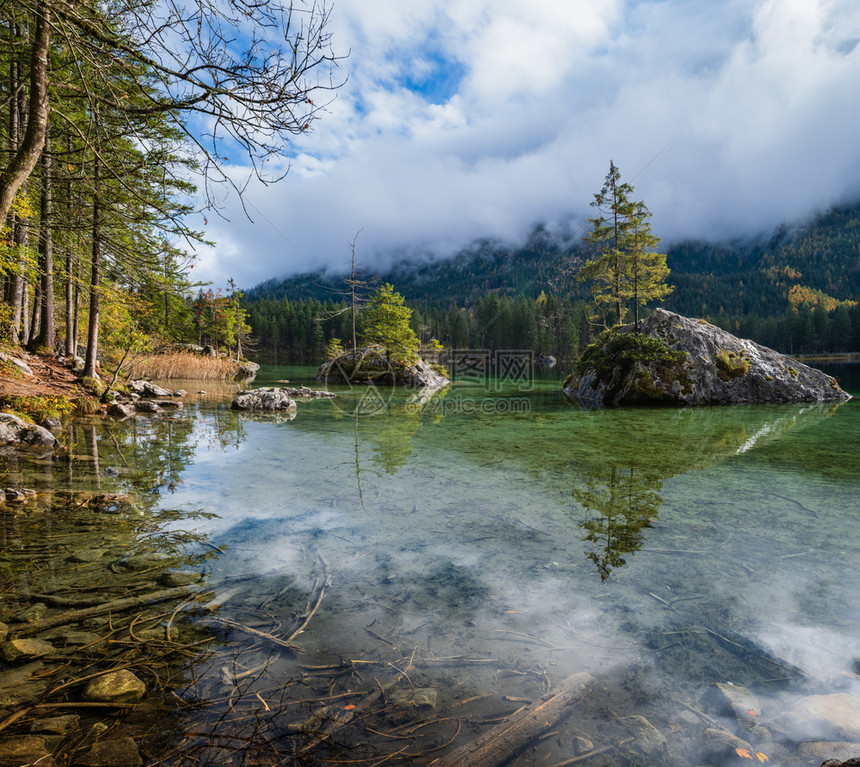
left=791, top=352, right=860, bottom=363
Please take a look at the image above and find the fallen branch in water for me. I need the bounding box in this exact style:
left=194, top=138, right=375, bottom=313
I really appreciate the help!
left=11, top=585, right=197, bottom=636
left=430, top=672, right=597, bottom=767
left=294, top=658, right=416, bottom=756
left=207, top=616, right=301, bottom=653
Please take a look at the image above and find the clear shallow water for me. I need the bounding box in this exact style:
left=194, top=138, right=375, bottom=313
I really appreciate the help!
left=4, top=364, right=860, bottom=765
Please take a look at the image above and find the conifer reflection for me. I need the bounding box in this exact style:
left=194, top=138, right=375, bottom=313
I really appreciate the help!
left=573, top=464, right=662, bottom=580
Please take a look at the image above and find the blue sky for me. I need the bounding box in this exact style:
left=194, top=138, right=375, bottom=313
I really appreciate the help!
left=193, top=0, right=860, bottom=290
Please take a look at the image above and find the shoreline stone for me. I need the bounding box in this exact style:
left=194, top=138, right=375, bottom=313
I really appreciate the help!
left=231, top=387, right=297, bottom=411
left=0, top=412, right=58, bottom=447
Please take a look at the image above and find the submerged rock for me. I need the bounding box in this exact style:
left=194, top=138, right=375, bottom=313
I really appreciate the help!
left=787, top=742, right=860, bottom=767
left=703, top=682, right=763, bottom=731
left=564, top=309, right=851, bottom=406
left=318, top=346, right=449, bottom=388
left=390, top=687, right=437, bottom=709
left=769, top=693, right=860, bottom=744
left=613, top=715, right=669, bottom=763
left=231, top=388, right=297, bottom=411
left=78, top=737, right=143, bottom=767
left=157, top=570, right=203, bottom=587
left=0, top=737, right=55, bottom=767
left=82, top=669, right=146, bottom=704
left=702, top=727, right=755, bottom=760
left=29, top=714, right=78, bottom=735
left=1, top=638, right=56, bottom=662
left=4, top=487, right=37, bottom=502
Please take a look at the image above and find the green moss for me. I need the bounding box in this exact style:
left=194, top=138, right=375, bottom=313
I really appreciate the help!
left=631, top=368, right=662, bottom=399
left=788, top=366, right=798, bottom=378
left=576, top=330, right=686, bottom=378
left=696, top=319, right=709, bottom=325
left=72, top=396, right=101, bottom=415
left=82, top=376, right=106, bottom=397
left=0, top=359, right=24, bottom=379
left=715, top=349, right=751, bottom=381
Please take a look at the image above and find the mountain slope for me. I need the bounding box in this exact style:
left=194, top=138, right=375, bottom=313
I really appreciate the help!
left=246, top=201, right=860, bottom=317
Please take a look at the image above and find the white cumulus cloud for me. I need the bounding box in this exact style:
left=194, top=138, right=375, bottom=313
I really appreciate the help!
left=191, top=0, right=860, bottom=289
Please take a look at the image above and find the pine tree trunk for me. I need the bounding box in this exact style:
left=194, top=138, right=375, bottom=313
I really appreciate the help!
left=32, top=124, right=54, bottom=349
left=29, top=278, right=41, bottom=341
left=10, top=198, right=30, bottom=345
left=64, top=172, right=75, bottom=357
left=72, top=279, right=80, bottom=357
left=65, top=245, right=75, bottom=356
left=83, top=160, right=101, bottom=379
left=19, top=280, right=30, bottom=346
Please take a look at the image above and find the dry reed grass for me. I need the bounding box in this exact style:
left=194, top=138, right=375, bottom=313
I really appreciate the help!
left=126, top=351, right=245, bottom=381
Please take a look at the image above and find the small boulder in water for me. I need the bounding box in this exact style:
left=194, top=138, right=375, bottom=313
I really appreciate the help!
left=231, top=387, right=297, bottom=412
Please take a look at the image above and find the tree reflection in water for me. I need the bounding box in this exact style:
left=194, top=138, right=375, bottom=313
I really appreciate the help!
left=573, top=464, right=662, bottom=580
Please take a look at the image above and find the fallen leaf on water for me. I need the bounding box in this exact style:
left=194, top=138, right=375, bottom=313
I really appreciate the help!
left=747, top=708, right=760, bottom=717
left=756, top=753, right=768, bottom=763
left=735, top=748, right=753, bottom=759
left=344, top=704, right=355, bottom=710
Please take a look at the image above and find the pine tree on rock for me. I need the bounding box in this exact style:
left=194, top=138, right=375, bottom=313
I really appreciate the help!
left=362, top=284, right=420, bottom=364
left=578, top=161, right=672, bottom=327
left=624, top=200, right=672, bottom=328
left=579, top=161, right=636, bottom=325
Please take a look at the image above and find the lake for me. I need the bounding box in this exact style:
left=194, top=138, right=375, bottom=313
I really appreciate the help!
left=2, top=362, right=859, bottom=765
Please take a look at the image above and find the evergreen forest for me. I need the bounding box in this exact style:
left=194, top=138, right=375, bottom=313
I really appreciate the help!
left=0, top=1, right=336, bottom=371
left=246, top=201, right=860, bottom=362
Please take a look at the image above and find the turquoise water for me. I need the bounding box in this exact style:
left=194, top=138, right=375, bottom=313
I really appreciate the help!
left=3, top=364, right=860, bottom=764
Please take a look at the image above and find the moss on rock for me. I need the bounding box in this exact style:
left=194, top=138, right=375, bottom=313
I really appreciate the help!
left=715, top=349, right=751, bottom=381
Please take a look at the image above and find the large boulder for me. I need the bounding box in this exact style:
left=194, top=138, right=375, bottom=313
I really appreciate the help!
left=564, top=309, right=851, bottom=406
left=318, top=346, right=449, bottom=388
left=231, top=387, right=297, bottom=411
left=0, top=413, right=58, bottom=447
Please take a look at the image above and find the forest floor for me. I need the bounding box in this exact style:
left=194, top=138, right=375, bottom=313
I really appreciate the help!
left=0, top=349, right=93, bottom=400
